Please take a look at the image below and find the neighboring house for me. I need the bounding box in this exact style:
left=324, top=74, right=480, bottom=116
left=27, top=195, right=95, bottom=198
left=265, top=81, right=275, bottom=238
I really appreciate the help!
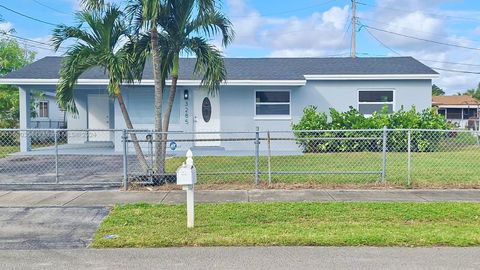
left=31, top=91, right=66, bottom=129
left=0, top=56, right=438, bottom=153
left=432, top=95, right=480, bottom=130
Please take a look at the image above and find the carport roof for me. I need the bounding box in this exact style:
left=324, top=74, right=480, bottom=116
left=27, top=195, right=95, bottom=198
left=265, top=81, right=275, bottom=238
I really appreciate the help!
left=0, top=56, right=438, bottom=83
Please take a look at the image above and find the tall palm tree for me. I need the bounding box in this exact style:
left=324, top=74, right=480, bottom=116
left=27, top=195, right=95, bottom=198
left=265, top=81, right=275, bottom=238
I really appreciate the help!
left=51, top=4, right=149, bottom=170
left=158, top=0, right=233, bottom=171
left=127, top=0, right=234, bottom=174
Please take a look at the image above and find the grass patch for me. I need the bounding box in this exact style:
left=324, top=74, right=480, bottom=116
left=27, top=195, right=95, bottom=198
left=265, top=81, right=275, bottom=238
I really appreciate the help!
left=92, top=202, right=480, bottom=248
left=163, top=146, right=480, bottom=188
left=0, top=145, right=19, bottom=158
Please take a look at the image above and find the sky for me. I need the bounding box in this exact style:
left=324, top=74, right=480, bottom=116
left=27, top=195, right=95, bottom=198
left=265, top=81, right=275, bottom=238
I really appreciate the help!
left=1, top=0, right=480, bottom=94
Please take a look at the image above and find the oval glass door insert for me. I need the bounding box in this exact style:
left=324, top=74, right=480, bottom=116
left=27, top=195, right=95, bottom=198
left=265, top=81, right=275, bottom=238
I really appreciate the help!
left=202, top=97, right=212, bottom=123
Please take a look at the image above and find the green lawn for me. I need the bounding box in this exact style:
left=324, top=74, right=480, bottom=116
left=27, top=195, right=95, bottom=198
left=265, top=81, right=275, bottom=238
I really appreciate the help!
left=163, top=146, right=480, bottom=188
left=92, top=202, right=480, bottom=248
left=0, top=145, right=19, bottom=158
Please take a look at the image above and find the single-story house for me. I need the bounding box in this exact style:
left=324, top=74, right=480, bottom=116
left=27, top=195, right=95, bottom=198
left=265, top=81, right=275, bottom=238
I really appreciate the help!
left=0, top=56, right=438, bottom=153
left=432, top=95, right=480, bottom=130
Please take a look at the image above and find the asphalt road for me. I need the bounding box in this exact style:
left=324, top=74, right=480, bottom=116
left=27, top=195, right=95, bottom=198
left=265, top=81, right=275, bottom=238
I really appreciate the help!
left=0, top=247, right=479, bottom=270
left=0, top=207, right=109, bottom=249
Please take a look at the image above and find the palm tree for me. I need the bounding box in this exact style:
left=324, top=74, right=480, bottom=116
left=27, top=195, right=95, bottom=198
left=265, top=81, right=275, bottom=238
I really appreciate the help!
left=158, top=0, right=233, bottom=171
left=127, top=0, right=233, bottom=173
left=127, top=0, right=234, bottom=174
left=51, top=4, right=149, bottom=170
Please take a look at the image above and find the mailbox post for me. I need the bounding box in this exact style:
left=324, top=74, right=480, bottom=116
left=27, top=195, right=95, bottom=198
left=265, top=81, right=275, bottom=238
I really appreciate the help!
left=176, top=149, right=197, bottom=228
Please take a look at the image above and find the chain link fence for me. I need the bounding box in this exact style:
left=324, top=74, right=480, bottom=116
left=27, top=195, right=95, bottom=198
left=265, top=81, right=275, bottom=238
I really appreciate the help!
left=0, top=128, right=479, bottom=189
left=0, top=129, right=124, bottom=188
left=126, top=128, right=480, bottom=189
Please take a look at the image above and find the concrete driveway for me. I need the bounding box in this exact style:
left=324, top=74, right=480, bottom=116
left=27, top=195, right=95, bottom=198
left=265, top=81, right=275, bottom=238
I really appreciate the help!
left=0, top=207, right=108, bottom=249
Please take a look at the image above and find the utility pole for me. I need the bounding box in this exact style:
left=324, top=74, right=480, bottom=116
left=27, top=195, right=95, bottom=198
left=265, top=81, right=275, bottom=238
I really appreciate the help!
left=351, top=0, right=357, bottom=58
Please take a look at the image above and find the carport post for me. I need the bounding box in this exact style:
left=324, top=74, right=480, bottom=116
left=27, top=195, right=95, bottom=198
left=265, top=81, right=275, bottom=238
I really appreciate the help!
left=122, top=130, right=129, bottom=191
left=54, top=129, right=59, bottom=183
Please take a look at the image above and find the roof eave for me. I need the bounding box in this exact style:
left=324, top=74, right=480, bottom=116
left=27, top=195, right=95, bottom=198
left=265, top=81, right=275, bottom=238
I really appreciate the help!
left=0, top=79, right=307, bottom=86
left=304, top=74, right=440, bottom=80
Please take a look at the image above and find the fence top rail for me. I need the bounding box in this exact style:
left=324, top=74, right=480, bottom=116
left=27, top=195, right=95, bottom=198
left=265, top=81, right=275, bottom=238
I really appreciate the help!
left=0, top=128, right=477, bottom=134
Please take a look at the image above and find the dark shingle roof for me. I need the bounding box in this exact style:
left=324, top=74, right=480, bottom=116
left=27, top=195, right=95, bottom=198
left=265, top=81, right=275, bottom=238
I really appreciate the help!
left=1, top=56, right=437, bottom=81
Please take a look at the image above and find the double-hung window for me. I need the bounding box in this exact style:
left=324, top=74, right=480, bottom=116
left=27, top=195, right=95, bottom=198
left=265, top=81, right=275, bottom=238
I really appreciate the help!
left=358, top=90, right=394, bottom=115
left=255, top=90, right=290, bottom=118
left=38, top=101, right=49, bottom=118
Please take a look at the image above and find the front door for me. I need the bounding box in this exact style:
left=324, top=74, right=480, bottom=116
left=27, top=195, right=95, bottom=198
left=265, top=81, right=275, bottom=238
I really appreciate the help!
left=87, top=94, right=110, bottom=141
left=193, top=89, right=220, bottom=146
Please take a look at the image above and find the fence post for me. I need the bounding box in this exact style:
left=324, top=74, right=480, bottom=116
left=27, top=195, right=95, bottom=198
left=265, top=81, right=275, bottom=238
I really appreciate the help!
left=381, top=126, right=387, bottom=183
left=254, top=126, right=260, bottom=185
left=407, top=130, right=412, bottom=187
left=54, top=129, right=59, bottom=183
left=267, top=131, right=272, bottom=185
left=122, top=129, right=129, bottom=191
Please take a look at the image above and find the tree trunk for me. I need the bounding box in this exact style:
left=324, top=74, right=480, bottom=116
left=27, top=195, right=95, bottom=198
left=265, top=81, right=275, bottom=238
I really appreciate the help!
left=161, top=54, right=180, bottom=168
left=116, top=92, right=149, bottom=171
left=150, top=27, right=165, bottom=174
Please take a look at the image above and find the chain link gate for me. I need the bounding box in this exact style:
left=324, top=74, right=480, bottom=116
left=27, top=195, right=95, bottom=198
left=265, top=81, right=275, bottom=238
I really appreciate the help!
left=0, top=129, right=124, bottom=189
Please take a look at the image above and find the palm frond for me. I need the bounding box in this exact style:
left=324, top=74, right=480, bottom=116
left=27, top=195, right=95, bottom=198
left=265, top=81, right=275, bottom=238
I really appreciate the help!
left=185, top=10, right=234, bottom=46
left=185, top=37, right=226, bottom=94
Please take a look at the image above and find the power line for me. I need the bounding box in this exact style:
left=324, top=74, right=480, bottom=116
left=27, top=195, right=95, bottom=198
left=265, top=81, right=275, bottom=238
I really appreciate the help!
left=1, top=32, right=66, bottom=52
left=31, top=0, right=70, bottom=15
left=361, top=26, right=480, bottom=74
left=0, top=4, right=58, bottom=26
left=430, top=67, right=480, bottom=75
left=362, top=24, right=480, bottom=51
left=357, top=1, right=480, bottom=23
left=357, top=17, right=480, bottom=44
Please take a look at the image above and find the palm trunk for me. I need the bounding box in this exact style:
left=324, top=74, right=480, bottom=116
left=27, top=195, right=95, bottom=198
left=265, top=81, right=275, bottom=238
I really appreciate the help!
left=116, top=93, right=148, bottom=171
left=151, top=28, right=165, bottom=174
left=161, top=54, right=180, bottom=168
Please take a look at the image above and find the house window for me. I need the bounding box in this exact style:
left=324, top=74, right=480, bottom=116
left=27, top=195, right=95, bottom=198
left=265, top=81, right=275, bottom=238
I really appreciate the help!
left=463, top=108, right=477, bottom=119
left=255, top=90, right=290, bottom=118
left=38, top=101, right=49, bottom=118
left=358, top=90, right=394, bottom=115
left=446, top=108, right=462, bottom=120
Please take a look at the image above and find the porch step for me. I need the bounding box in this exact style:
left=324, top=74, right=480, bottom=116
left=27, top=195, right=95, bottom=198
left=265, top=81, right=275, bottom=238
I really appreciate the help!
left=190, top=146, right=226, bottom=151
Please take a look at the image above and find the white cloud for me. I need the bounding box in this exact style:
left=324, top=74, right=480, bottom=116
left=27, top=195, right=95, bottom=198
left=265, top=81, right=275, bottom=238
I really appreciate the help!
left=358, top=0, right=480, bottom=94
left=227, top=0, right=350, bottom=56
left=29, top=35, right=62, bottom=60
left=0, top=22, right=14, bottom=33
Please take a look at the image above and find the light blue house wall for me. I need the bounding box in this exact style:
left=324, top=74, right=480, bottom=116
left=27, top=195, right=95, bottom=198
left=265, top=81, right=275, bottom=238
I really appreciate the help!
left=107, top=79, right=432, bottom=152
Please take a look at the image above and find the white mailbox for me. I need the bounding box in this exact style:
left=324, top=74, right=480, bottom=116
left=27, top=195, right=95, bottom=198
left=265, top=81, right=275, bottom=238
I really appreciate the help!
left=176, top=163, right=197, bottom=185
left=176, top=149, right=197, bottom=186
left=176, top=149, right=196, bottom=228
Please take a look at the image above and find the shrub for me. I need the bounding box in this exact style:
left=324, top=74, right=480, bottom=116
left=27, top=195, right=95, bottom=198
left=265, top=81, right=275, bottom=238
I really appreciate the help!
left=292, top=106, right=454, bottom=153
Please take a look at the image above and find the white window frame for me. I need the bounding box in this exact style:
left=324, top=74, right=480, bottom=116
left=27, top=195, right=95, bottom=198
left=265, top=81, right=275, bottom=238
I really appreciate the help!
left=38, top=101, right=49, bottom=118
left=254, top=89, right=291, bottom=120
left=357, top=89, right=395, bottom=116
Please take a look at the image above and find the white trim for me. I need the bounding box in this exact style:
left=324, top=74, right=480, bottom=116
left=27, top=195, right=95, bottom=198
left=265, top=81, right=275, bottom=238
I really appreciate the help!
left=254, top=89, right=291, bottom=119
left=0, top=78, right=307, bottom=86
left=434, top=105, right=480, bottom=109
left=357, top=89, right=396, bottom=115
left=304, top=74, right=439, bottom=80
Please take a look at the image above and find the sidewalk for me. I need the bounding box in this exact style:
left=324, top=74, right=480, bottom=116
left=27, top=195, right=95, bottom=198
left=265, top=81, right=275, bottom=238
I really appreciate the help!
left=0, top=189, right=479, bottom=207
left=2, top=247, right=480, bottom=270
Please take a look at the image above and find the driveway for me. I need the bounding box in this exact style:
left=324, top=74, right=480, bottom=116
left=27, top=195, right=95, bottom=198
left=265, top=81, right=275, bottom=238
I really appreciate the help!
left=0, top=207, right=108, bottom=249
left=0, top=154, right=123, bottom=184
